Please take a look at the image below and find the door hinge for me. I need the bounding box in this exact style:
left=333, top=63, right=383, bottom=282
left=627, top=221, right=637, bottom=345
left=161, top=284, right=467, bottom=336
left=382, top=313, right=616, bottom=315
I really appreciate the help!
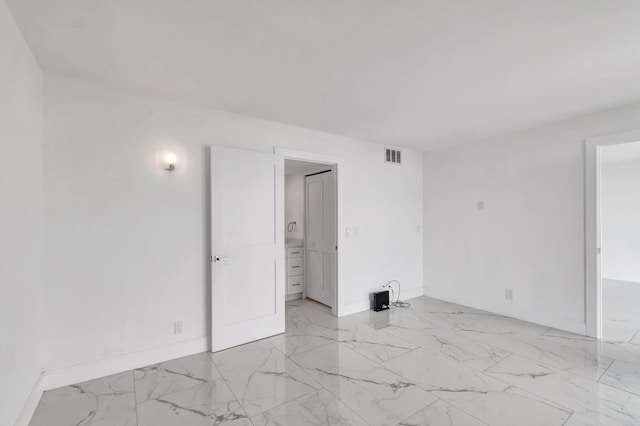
left=597, top=248, right=601, bottom=254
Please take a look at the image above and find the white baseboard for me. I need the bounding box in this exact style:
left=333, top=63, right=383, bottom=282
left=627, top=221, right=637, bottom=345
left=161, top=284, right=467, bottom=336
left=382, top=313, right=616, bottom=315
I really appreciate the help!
left=518, top=313, right=587, bottom=336
left=14, top=337, right=209, bottom=426
left=424, top=290, right=587, bottom=336
left=399, top=287, right=425, bottom=301
left=339, top=287, right=425, bottom=317
left=14, top=375, right=45, bottom=426
left=340, top=299, right=371, bottom=317
left=44, top=337, right=209, bottom=390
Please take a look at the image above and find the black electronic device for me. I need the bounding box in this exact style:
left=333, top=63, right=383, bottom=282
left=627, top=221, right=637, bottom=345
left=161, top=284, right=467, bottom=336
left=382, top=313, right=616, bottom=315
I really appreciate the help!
left=373, top=290, right=390, bottom=312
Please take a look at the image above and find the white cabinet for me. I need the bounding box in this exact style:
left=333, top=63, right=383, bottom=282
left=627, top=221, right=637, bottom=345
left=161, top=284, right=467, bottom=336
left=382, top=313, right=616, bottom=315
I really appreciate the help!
left=286, top=245, right=304, bottom=295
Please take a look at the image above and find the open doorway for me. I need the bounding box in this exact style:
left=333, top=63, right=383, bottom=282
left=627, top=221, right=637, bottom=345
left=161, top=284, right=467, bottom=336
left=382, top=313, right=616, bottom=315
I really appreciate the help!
left=599, top=141, right=640, bottom=342
left=586, top=131, right=640, bottom=339
left=284, top=159, right=338, bottom=311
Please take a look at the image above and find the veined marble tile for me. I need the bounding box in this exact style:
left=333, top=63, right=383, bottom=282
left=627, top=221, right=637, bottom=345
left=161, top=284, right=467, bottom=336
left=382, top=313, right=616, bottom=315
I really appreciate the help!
left=30, top=295, right=640, bottom=426
left=381, top=318, right=510, bottom=371
left=383, top=348, right=571, bottom=426
left=290, top=342, right=436, bottom=426
left=458, top=326, right=610, bottom=380
left=603, top=319, right=639, bottom=343
left=599, top=358, right=640, bottom=396
left=211, top=339, right=321, bottom=417
left=449, top=311, right=549, bottom=338
left=286, top=299, right=333, bottom=322
left=533, top=331, right=614, bottom=379
left=266, top=332, right=335, bottom=357
left=29, top=371, right=136, bottom=426
left=486, top=354, right=640, bottom=426
left=312, top=316, right=418, bottom=363
left=407, top=299, right=514, bottom=333
left=398, top=399, right=488, bottom=426
left=268, top=305, right=337, bottom=356
left=602, top=280, right=640, bottom=343
left=134, top=352, right=220, bottom=404
left=599, top=339, right=640, bottom=361
left=406, top=296, right=490, bottom=316
left=250, top=389, right=367, bottom=426
left=337, top=306, right=419, bottom=330
left=284, top=304, right=336, bottom=337
left=136, top=378, right=250, bottom=426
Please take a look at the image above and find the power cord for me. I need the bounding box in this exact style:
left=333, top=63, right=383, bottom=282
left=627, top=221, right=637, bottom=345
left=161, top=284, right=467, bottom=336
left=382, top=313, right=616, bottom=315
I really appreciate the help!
left=383, top=280, right=411, bottom=308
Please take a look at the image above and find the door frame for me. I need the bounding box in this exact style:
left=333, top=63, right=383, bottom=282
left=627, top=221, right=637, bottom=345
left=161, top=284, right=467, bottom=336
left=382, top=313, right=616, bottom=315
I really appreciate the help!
left=585, top=129, right=640, bottom=338
left=275, top=147, right=343, bottom=317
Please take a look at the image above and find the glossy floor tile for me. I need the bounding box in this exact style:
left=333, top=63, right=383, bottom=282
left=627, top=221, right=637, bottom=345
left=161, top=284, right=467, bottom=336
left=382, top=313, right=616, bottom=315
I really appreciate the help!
left=30, top=296, right=640, bottom=425
left=602, top=279, right=640, bottom=343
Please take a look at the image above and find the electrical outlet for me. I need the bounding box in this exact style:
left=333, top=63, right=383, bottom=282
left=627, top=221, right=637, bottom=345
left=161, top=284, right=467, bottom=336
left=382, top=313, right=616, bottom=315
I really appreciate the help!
left=505, top=289, right=513, bottom=301
left=477, top=201, right=485, bottom=211
left=174, top=320, right=183, bottom=335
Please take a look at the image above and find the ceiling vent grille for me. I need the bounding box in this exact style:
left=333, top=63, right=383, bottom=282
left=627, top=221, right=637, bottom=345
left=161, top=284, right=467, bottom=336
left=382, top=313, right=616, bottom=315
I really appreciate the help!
left=385, top=147, right=402, bottom=165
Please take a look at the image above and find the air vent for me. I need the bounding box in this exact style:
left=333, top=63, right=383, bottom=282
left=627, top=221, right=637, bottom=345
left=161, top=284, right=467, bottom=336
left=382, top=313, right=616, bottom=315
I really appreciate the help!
left=385, top=147, right=402, bottom=164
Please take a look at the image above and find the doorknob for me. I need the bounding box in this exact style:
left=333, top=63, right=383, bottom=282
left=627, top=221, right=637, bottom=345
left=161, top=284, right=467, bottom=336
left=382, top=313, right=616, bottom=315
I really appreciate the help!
left=214, top=256, right=231, bottom=263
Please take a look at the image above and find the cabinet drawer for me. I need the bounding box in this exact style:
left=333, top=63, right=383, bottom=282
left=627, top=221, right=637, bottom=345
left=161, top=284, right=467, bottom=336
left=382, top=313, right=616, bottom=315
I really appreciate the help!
left=286, top=247, right=303, bottom=258
left=287, top=275, right=303, bottom=294
left=287, top=257, right=304, bottom=276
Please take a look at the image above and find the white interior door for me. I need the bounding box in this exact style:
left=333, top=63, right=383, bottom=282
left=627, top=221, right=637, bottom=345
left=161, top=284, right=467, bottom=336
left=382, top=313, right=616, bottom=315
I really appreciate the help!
left=305, top=170, right=336, bottom=307
left=211, top=146, right=285, bottom=352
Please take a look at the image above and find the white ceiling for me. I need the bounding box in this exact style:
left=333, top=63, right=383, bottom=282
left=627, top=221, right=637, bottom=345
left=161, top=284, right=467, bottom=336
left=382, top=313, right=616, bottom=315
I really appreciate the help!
left=601, top=141, right=640, bottom=164
left=8, top=1, right=640, bottom=151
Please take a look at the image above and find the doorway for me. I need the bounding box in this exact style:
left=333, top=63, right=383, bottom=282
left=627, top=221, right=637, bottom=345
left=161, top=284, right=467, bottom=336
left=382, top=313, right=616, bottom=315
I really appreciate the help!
left=585, top=131, right=640, bottom=339
left=599, top=142, right=640, bottom=342
left=210, top=145, right=343, bottom=353
left=284, top=159, right=338, bottom=310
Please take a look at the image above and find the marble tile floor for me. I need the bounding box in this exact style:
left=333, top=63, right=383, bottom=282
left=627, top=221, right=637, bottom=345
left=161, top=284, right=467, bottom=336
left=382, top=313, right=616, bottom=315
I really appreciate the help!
left=602, top=279, right=640, bottom=344
left=29, top=296, right=640, bottom=426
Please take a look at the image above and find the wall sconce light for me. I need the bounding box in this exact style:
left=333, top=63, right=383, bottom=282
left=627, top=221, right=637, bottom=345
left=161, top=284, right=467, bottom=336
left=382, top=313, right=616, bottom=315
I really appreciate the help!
left=165, top=152, right=177, bottom=171
left=156, top=148, right=185, bottom=173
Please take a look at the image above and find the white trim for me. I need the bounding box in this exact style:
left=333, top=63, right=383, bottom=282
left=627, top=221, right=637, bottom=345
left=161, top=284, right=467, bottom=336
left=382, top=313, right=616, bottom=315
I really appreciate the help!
left=13, top=375, right=45, bottom=426
left=340, top=287, right=425, bottom=317
left=274, top=148, right=344, bottom=317
left=398, top=286, right=425, bottom=301
left=585, top=130, right=640, bottom=338
left=340, top=300, right=372, bottom=317
left=44, top=337, right=209, bottom=390
left=520, top=315, right=587, bottom=336
left=15, top=337, right=209, bottom=425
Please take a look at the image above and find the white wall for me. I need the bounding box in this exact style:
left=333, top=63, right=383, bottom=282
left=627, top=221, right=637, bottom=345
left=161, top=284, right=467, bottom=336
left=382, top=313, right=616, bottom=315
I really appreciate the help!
left=0, top=1, right=44, bottom=424
left=42, top=74, right=423, bottom=371
left=285, top=174, right=305, bottom=240
left=424, top=101, right=640, bottom=334
left=602, top=159, right=640, bottom=283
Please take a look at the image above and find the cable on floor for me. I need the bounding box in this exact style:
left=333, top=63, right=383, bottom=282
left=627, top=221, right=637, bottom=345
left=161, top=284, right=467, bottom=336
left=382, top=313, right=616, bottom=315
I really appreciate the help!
left=384, top=279, right=411, bottom=308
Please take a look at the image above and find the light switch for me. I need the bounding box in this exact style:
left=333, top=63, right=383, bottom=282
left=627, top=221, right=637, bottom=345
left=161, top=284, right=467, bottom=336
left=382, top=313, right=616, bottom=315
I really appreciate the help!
left=477, top=201, right=485, bottom=211
left=345, top=227, right=351, bottom=237
left=353, top=227, right=359, bottom=237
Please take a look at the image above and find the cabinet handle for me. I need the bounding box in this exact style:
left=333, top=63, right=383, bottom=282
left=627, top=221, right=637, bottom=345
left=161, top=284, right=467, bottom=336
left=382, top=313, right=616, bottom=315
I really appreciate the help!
left=292, top=283, right=300, bottom=286
left=292, top=265, right=300, bottom=268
